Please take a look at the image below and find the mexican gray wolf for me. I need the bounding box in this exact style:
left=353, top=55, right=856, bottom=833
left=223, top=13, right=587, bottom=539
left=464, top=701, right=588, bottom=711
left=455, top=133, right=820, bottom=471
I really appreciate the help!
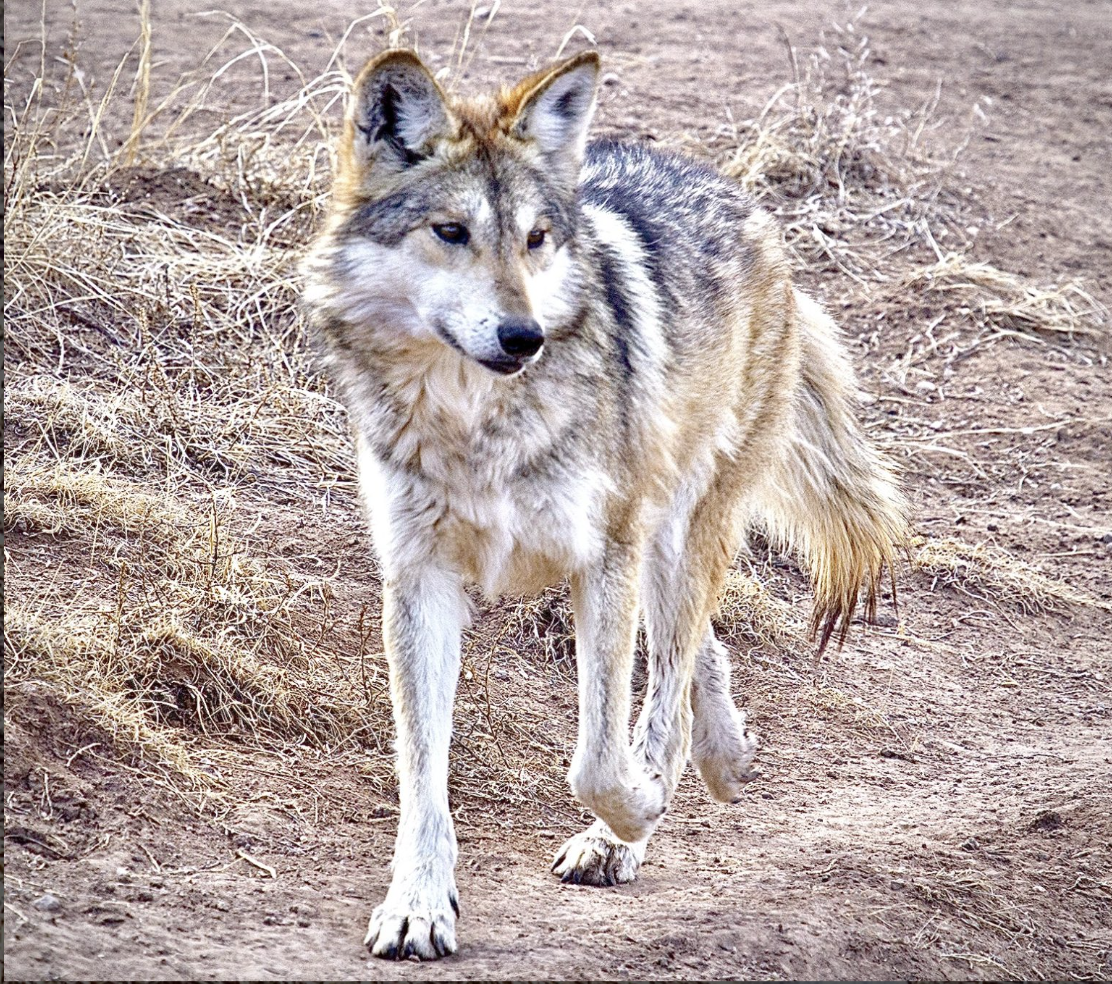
left=302, top=47, right=907, bottom=960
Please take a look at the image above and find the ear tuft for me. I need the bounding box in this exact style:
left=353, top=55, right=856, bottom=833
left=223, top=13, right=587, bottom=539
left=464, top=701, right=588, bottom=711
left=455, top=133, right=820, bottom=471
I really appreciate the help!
left=512, top=52, right=600, bottom=179
left=349, top=50, right=453, bottom=172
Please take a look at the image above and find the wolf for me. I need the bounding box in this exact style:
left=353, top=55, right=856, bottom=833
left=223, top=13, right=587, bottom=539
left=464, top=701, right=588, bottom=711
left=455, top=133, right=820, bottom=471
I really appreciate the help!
left=301, top=48, right=906, bottom=960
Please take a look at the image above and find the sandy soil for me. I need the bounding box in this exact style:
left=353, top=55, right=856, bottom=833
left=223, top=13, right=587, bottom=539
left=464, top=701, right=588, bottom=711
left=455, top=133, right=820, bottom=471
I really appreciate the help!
left=4, top=1, right=1111, bottom=981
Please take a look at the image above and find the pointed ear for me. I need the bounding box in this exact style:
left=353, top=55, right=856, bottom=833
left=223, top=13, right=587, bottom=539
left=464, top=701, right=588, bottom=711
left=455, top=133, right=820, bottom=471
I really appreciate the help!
left=511, top=52, right=600, bottom=179
left=347, top=50, right=454, bottom=174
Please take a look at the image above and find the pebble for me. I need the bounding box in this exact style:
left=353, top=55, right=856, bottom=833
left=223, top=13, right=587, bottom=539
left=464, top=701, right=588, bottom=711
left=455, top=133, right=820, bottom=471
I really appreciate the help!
left=32, top=894, right=61, bottom=913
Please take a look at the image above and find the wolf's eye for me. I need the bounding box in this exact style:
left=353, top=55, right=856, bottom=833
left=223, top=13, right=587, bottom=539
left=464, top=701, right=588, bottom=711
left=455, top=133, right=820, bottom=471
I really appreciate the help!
left=526, top=228, right=547, bottom=250
left=433, top=223, right=470, bottom=246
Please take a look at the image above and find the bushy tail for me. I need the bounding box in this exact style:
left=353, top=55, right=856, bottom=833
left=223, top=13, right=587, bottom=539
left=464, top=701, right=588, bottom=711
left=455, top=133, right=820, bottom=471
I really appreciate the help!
left=754, top=290, right=908, bottom=652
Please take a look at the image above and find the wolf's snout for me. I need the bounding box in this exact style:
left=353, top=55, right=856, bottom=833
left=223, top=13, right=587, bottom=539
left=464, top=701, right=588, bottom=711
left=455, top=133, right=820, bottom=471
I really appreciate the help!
left=497, top=317, right=545, bottom=359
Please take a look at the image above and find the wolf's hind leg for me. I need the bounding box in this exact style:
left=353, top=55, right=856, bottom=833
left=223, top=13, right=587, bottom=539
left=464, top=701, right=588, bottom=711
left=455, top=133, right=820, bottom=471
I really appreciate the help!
left=691, top=629, right=758, bottom=802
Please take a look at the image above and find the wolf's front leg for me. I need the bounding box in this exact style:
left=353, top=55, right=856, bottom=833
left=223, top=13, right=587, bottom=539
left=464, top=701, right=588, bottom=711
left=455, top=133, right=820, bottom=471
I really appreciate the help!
left=564, top=543, right=667, bottom=846
left=365, top=567, right=467, bottom=960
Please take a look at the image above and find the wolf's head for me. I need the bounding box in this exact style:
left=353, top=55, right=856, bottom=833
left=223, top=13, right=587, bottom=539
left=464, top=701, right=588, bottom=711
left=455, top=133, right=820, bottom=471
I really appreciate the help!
left=322, top=50, right=599, bottom=376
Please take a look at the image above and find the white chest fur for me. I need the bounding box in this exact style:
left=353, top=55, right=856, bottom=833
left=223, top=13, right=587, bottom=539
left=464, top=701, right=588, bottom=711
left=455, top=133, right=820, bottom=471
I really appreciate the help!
left=354, top=366, right=612, bottom=597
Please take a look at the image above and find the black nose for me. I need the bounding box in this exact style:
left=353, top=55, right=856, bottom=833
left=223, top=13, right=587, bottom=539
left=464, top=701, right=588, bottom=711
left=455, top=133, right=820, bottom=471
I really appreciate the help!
left=497, top=317, right=545, bottom=359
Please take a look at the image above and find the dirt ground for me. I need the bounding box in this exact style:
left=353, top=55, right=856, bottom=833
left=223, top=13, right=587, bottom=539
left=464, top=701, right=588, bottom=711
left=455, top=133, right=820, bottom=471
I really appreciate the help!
left=4, top=1, right=1111, bottom=981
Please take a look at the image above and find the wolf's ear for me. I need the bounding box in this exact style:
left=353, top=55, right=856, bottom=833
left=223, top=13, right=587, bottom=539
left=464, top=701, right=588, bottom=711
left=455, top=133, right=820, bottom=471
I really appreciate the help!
left=511, top=52, right=600, bottom=180
left=348, top=50, right=453, bottom=173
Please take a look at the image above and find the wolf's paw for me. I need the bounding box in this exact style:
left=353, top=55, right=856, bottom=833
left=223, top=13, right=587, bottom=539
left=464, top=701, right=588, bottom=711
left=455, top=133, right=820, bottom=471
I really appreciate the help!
left=364, top=880, right=459, bottom=960
left=552, top=821, right=646, bottom=886
left=693, top=711, right=759, bottom=804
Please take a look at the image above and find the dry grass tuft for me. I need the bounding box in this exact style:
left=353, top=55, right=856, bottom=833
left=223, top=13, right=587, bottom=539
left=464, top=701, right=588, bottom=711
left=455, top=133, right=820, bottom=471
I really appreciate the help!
left=898, top=253, right=1107, bottom=338
left=718, top=569, right=807, bottom=650
left=503, top=587, right=577, bottom=667
left=911, top=535, right=1110, bottom=615
left=714, top=14, right=965, bottom=284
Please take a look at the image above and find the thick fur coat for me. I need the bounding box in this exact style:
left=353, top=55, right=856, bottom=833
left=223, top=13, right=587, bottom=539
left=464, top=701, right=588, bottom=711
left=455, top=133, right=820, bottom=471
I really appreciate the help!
left=302, top=49, right=907, bottom=960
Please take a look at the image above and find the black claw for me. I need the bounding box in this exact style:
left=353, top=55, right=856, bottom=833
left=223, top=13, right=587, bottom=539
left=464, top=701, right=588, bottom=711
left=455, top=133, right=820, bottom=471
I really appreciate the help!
left=552, top=851, right=567, bottom=872
left=449, top=892, right=460, bottom=917
left=391, top=917, right=410, bottom=960
left=431, top=925, right=451, bottom=957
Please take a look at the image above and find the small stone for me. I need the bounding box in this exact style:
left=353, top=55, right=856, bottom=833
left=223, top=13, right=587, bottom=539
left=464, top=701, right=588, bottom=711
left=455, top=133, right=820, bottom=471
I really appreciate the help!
left=33, top=894, right=61, bottom=913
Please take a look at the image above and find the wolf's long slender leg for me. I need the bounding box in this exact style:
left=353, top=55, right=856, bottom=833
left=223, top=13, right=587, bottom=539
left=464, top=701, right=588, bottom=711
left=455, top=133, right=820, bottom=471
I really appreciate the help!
left=555, top=480, right=739, bottom=886
left=641, top=487, right=758, bottom=806
left=563, top=539, right=668, bottom=844
left=691, top=628, right=758, bottom=802
left=554, top=468, right=760, bottom=885
left=364, top=566, right=467, bottom=960
left=554, top=539, right=666, bottom=886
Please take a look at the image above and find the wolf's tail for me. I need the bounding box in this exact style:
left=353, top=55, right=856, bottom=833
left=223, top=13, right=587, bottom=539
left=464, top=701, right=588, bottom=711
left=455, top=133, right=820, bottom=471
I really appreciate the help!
left=753, top=289, right=909, bottom=652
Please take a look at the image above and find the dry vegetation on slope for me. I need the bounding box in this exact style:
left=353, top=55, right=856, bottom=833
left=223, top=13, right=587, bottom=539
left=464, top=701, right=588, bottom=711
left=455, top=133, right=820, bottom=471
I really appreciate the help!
left=4, top=4, right=1111, bottom=981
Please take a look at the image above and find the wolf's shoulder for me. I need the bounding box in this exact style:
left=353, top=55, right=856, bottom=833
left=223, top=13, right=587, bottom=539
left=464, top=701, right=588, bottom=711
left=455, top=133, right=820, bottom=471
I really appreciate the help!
left=578, top=138, right=751, bottom=241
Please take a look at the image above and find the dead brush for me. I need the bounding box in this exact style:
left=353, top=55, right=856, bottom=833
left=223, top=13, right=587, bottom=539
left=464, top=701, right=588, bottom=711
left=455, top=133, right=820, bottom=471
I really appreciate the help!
left=712, top=14, right=1106, bottom=347
left=714, top=14, right=967, bottom=283
left=503, top=587, right=577, bottom=668
left=4, top=459, right=374, bottom=778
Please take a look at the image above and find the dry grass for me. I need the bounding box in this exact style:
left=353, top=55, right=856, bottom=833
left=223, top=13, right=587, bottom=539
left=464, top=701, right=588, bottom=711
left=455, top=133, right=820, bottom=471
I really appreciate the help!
left=898, top=252, right=1107, bottom=338
left=712, top=12, right=1107, bottom=348
left=911, top=535, right=1111, bottom=616
left=718, top=568, right=806, bottom=650
left=3, top=459, right=377, bottom=786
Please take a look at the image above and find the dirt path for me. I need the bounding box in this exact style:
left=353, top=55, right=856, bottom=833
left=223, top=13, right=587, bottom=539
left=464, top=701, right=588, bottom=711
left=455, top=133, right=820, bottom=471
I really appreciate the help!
left=4, top=1, right=1111, bottom=981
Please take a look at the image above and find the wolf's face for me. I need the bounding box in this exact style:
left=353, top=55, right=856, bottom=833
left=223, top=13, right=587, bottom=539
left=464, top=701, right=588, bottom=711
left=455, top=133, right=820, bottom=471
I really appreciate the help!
left=327, top=51, right=599, bottom=376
